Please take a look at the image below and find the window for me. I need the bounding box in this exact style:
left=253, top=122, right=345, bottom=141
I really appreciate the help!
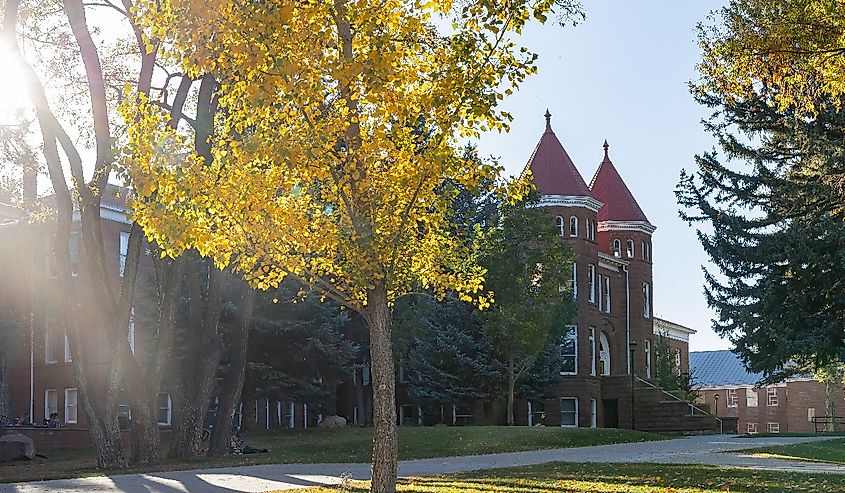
left=674, top=350, right=682, bottom=376
left=157, top=393, right=172, bottom=425
left=643, top=283, right=651, bottom=318
left=555, top=216, right=565, bottom=237
left=69, top=232, right=80, bottom=276
left=626, top=239, right=634, bottom=258
left=746, top=388, right=758, bottom=407
left=64, top=328, right=72, bottom=363
left=589, top=220, right=596, bottom=241
left=766, top=387, right=778, bottom=406
left=45, top=316, right=62, bottom=364
left=603, top=276, right=611, bottom=313
left=589, top=327, right=596, bottom=376
left=117, top=392, right=131, bottom=421
left=560, top=398, right=578, bottom=427
left=128, top=307, right=135, bottom=354
left=119, top=231, right=130, bottom=277
left=560, top=326, right=577, bottom=375
left=44, top=389, right=57, bottom=420
left=399, top=363, right=407, bottom=384
left=590, top=399, right=597, bottom=428
left=597, top=274, right=603, bottom=311
left=767, top=422, right=780, bottom=433
left=587, top=265, right=596, bottom=303
left=747, top=422, right=758, bottom=434
left=727, top=389, right=738, bottom=407
left=808, top=407, right=816, bottom=423
left=362, top=363, right=371, bottom=386
left=613, top=239, right=621, bottom=257
left=65, top=388, right=78, bottom=424
left=571, top=262, right=577, bottom=300
left=644, top=340, right=652, bottom=378
left=569, top=216, right=578, bottom=237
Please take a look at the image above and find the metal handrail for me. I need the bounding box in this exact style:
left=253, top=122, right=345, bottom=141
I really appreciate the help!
left=634, top=376, right=724, bottom=434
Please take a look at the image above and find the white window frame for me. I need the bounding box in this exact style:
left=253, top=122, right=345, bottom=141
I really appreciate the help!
left=727, top=388, right=738, bottom=407
left=571, top=262, right=577, bottom=300
left=64, top=329, right=72, bottom=363
left=808, top=407, right=816, bottom=423
left=613, top=239, right=621, bottom=257
left=64, top=388, right=78, bottom=424
left=604, top=276, right=611, bottom=313
left=569, top=216, right=578, bottom=237
left=45, top=318, right=58, bottom=364
left=644, top=339, right=652, bottom=378
left=590, top=398, right=597, bottom=428
left=597, top=274, right=603, bottom=311
left=44, top=389, right=58, bottom=420
left=157, top=392, right=172, bottom=425
left=560, top=397, right=578, bottom=427
left=587, top=265, right=596, bottom=303
left=767, top=422, right=780, bottom=433
left=747, top=422, right=758, bottom=434
left=643, top=283, right=651, bottom=318
left=128, top=307, right=136, bottom=354
left=589, top=327, right=596, bottom=376
left=766, top=387, right=778, bottom=407
left=626, top=239, right=634, bottom=258
left=119, top=231, right=130, bottom=277
left=746, top=388, right=758, bottom=407
left=555, top=216, right=565, bottom=237
left=560, top=325, right=578, bottom=376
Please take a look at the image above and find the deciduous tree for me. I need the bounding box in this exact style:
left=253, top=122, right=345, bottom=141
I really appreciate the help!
left=124, top=2, right=582, bottom=490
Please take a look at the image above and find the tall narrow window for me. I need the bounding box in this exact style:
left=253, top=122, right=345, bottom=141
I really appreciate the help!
left=69, top=232, right=80, bottom=276
left=44, top=389, right=57, bottom=421
left=613, top=239, right=621, bottom=257
left=560, top=326, right=578, bottom=375
left=626, top=239, right=634, bottom=258
left=119, top=231, right=130, bottom=277
left=587, top=265, right=596, bottom=303
left=571, top=262, right=577, bottom=300
left=589, top=327, right=596, bottom=376
left=157, top=393, right=172, bottom=425
left=65, top=388, right=78, bottom=424
left=644, top=340, right=652, bottom=378
left=643, top=283, right=651, bottom=318
left=597, top=274, right=603, bottom=311
left=569, top=216, right=578, bottom=237
left=128, top=307, right=136, bottom=354
left=727, top=389, right=738, bottom=407
left=560, top=398, right=578, bottom=427
left=555, top=216, right=565, bottom=237
left=64, top=328, right=71, bottom=363
left=45, top=316, right=61, bottom=364
left=604, top=276, right=611, bottom=313
left=767, top=387, right=778, bottom=406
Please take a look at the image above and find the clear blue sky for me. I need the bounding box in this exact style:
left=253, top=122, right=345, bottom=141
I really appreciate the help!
left=475, top=1, right=728, bottom=351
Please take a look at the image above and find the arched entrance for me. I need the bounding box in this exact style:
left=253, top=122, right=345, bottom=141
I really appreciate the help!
left=599, top=332, right=611, bottom=376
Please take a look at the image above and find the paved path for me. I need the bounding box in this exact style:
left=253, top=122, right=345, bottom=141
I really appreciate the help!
left=3, top=435, right=843, bottom=492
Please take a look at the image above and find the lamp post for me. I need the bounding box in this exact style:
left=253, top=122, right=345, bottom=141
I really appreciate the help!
left=713, top=393, right=719, bottom=416
left=630, top=339, right=637, bottom=430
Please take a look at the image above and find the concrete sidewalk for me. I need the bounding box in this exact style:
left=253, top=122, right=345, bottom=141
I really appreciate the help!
left=2, top=435, right=842, bottom=492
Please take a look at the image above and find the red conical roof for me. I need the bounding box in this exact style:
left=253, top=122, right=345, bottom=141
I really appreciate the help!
left=525, top=110, right=592, bottom=197
left=589, top=141, right=650, bottom=223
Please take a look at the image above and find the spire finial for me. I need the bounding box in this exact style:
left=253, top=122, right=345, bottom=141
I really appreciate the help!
left=544, top=109, right=552, bottom=131
left=603, top=139, right=609, bottom=159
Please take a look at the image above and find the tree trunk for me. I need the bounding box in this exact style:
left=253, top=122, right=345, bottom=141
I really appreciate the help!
left=0, top=353, right=9, bottom=420
left=363, top=284, right=397, bottom=493
left=209, top=284, right=256, bottom=457
left=507, top=356, right=515, bottom=427
left=128, top=385, right=160, bottom=464
left=826, top=379, right=836, bottom=433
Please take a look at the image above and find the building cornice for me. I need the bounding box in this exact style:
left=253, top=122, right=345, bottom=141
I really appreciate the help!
left=597, top=220, right=657, bottom=234
left=654, top=317, right=697, bottom=342
left=597, top=252, right=628, bottom=270
left=537, top=194, right=604, bottom=213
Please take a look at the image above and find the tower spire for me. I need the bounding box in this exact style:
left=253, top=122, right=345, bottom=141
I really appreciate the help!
left=603, top=139, right=609, bottom=160
left=544, top=109, right=552, bottom=131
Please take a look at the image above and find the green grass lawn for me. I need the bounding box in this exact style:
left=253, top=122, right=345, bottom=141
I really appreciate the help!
left=741, top=437, right=845, bottom=464
left=296, top=462, right=845, bottom=493
left=0, top=426, right=663, bottom=483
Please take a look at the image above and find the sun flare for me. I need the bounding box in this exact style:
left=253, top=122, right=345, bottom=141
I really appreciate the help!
left=0, top=45, right=30, bottom=118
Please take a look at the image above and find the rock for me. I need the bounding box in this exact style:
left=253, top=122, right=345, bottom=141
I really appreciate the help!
left=318, top=415, right=347, bottom=429
left=0, top=434, right=36, bottom=462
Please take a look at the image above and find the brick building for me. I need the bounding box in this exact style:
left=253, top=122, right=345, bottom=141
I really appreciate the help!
left=335, top=112, right=711, bottom=432
left=691, top=350, right=843, bottom=434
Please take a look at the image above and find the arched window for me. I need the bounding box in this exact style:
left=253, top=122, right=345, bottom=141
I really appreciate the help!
left=599, top=332, right=611, bottom=376
left=555, top=216, right=565, bottom=237
left=569, top=216, right=578, bottom=237
left=626, top=239, right=634, bottom=258
left=613, top=239, right=621, bottom=257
